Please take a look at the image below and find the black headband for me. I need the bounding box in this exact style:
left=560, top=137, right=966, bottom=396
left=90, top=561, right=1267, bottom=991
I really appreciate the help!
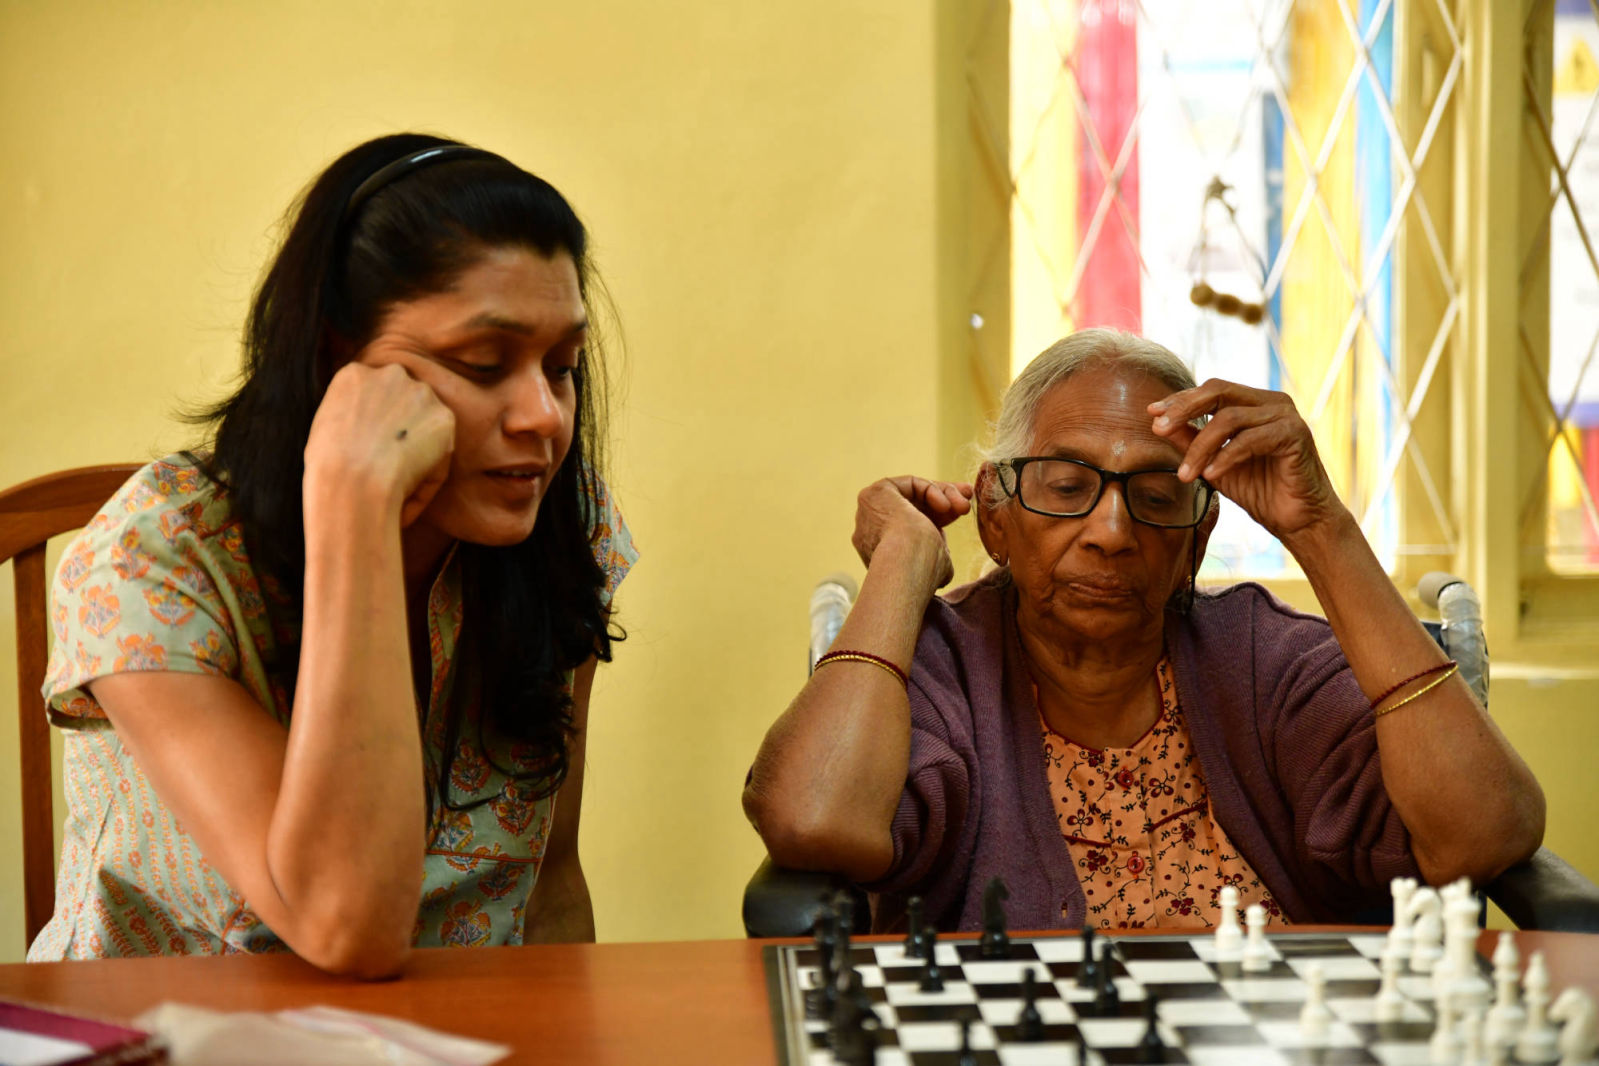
left=344, top=144, right=498, bottom=219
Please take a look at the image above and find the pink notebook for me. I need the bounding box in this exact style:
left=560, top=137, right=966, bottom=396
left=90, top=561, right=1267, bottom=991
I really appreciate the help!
left=0, top=999, right=165, bottom=1065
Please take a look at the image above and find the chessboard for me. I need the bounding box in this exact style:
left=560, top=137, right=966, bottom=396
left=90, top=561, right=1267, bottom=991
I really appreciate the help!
left=764, top=930, right=1471, bottom=1066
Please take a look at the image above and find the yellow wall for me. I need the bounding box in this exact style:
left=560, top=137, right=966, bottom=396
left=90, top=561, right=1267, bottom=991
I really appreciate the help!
left=1, top=0, right=1594, bottom=966
left=0, top=0, right=997, bottom=961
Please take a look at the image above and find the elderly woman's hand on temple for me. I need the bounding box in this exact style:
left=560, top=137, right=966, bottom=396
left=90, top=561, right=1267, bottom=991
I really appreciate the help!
left=852, top=477, right=974, bottom=588
left=1148, top=379, right=1341, bottom=546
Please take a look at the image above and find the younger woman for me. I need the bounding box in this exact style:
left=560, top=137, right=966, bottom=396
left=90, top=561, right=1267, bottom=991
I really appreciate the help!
left=30, top=133, right=636, bottom=976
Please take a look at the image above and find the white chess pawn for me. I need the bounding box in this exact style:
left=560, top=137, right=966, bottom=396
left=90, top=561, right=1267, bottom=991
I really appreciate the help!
left=1492, top=931, right=1521, bottom=982
left=1409, top=888, right=1444, bottom=974
left=1485, top=933, right=1525, bottom=1050
left=1375, top=947, right=1407, bottom=1023
left=1433, top=986, right=1463, bottom=1065
left=1300, top=962, right=1333, bottom=1043
left=1462, top=1008, right=1489, bottom=1066
left=1214, top=885, right=1243, bottom=960
left=1241, top=903, right=1271, bottom=973
left=1550, top=986, right=1597, bottom=1066
left=1389, top=876, right=1419, bottom=962
left=1516, top=951, right=1560, bottom=1065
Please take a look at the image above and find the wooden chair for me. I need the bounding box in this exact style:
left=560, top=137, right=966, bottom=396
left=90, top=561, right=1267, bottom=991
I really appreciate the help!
left=1, top=463, right=141, bottom=948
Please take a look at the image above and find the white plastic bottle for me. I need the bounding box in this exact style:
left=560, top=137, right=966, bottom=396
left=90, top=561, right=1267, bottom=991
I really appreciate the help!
left=809, top=574, right=858, bottom=672
left=1419, top=572, right=1489, bottom=707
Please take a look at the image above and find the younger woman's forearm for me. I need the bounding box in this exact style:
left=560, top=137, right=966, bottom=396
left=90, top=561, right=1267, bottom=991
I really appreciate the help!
left=266, top=477, right=427, bottom=971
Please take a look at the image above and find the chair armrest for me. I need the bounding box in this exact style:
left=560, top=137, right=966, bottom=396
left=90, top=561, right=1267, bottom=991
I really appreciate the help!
left=1483, top=846, right=1599, bottom=932
left=742, top=856, right=871, bottom=938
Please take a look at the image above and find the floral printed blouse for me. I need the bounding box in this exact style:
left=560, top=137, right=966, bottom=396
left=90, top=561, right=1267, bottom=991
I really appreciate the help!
left=28, top=456, right=637, bottom=960
left=1041, top=655, right=1283, bottom=930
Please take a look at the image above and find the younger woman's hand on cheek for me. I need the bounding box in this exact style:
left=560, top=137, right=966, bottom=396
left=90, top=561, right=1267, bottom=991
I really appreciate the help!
left=304, top=362, right=456, bottom=523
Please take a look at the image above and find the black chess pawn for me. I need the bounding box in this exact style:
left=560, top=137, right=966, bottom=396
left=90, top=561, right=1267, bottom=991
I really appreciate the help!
left=1092, top=938, right=1119, bottom=1015
left=1070, top=1025, right=1087, bottom=1066
left=1076, top=924, right=1100, bottom=989
left=1015, top=967, right=1045, bottom=1042
left=807, top=912, right=839, bottom=1019
left=830, top=964, right=874, bottom=1040
left=904, top=896, right=924, bottom=958
left=979, top=876, right=1011, bottom=958
left=834, top=1012, right=880, bottom=1066
left=1136, top=991, right=1166, bottom=1064
left=919, top=925, right=945, bottom=992
left=956, top=1009, right=979, bottom=1066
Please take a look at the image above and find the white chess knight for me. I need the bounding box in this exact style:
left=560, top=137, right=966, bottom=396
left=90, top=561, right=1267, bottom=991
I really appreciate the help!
left=1408, top=887, right=1444, bottom=974
left=1388, top=877, right=1420, bottom=961
left=1214, top=885, right=1243, bottom=959
left=1550, top=986, right=1597, bottom=1066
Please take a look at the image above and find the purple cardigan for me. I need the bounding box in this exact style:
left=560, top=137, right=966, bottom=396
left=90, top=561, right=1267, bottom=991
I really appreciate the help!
left=867, top=572, right=1422, bottom=932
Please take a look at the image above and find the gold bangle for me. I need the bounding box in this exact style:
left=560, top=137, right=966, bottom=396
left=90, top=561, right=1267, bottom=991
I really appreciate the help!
left=814, top=651, right=909, bottom=688
left=1373, top=662, right=1459, bottom=718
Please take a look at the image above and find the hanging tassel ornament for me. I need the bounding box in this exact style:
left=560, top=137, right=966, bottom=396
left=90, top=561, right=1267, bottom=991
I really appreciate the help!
left=1187, top=178, right=1266, bottom=326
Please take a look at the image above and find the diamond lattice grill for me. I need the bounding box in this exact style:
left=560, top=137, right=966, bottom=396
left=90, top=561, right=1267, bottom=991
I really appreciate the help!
left=1519, top=0, right=1599, bottom=574
left=990, top=0, right=1466, bottom=578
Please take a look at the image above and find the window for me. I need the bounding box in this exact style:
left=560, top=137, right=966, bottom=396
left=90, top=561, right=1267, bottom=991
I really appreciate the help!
left=1004, top=0, right=1463, bottom=591
left=1524, top=0, right=1599, bottom=577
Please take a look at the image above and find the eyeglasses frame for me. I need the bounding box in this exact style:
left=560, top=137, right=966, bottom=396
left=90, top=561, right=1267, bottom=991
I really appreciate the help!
left=993, top=456, right=1215, bottom=529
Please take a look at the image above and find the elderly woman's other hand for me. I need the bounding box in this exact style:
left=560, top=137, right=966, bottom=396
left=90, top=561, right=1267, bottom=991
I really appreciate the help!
left=1148, top=379, right=1343, bottom=546
left=852, top=477, right=974, bottom=588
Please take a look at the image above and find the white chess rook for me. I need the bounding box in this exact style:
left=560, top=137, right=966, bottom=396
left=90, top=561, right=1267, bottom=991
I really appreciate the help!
left=1443, top=896, right=1491, bottom=1011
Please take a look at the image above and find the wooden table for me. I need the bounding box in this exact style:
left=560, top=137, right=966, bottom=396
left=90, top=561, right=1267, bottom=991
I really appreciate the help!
left=2, top=931, right=1595, bottom=1065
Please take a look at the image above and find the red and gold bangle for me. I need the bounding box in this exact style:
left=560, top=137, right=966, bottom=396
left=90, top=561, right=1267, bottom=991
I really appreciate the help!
left=814, top=650, right=909, bottom=688
left=1369, top=660, right=1456, bottom=711
left=1373, top=662, right=1460, bottom=719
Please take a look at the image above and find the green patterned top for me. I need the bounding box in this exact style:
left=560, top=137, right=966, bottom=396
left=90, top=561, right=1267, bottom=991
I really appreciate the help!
left=28, top=455, right=636, bottom=959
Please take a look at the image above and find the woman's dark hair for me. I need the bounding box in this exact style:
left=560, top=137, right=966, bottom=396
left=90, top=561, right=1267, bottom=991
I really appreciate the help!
left=196, top=132, right=619, bottom=809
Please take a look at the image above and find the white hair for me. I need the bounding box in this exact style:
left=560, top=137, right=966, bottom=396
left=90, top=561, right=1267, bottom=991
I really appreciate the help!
left=977, top=329, right=1198, bottom=507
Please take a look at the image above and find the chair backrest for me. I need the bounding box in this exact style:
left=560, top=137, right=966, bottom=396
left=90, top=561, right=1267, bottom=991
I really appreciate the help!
left=1, top=463, right=141, bottom=948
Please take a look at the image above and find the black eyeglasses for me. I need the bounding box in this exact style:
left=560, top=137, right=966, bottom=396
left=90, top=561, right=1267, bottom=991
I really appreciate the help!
left=995, top=457, right=1214, bottom=528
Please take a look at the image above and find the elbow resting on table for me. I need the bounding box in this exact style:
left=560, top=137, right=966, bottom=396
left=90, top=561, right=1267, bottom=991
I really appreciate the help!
left=743, top=783, right=890, bottom=884
left=1413, top=780, right=1547, bottom=887
left=292, top=913, right=413, bottom=980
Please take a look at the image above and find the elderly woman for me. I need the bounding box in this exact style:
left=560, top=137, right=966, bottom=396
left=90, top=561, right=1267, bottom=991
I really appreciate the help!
left=744, top=329, right=1544, bottom=931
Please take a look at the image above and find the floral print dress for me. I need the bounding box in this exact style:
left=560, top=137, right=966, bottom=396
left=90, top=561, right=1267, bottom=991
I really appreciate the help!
left=27, top=456, right=636, bottom=960
left=1040, top=656, right=1283, bottom=930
